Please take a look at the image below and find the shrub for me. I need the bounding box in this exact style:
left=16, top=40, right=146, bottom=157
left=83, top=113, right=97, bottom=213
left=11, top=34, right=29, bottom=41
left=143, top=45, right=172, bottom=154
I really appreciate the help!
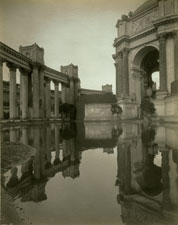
left=140, top=96, right=155, bottom=117
left=111, top=103, right=122, bottom=117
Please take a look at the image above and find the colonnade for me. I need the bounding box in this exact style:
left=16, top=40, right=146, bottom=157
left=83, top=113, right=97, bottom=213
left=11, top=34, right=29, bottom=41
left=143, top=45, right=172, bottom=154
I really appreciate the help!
left=0, top=58, right=80, bottom=120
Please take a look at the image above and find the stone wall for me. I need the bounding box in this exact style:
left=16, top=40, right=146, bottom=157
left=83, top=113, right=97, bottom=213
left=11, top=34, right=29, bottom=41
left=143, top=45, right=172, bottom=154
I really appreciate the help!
left=85, top=104, right=113, bottom=121
left=153, top=94, right=178, bottom=122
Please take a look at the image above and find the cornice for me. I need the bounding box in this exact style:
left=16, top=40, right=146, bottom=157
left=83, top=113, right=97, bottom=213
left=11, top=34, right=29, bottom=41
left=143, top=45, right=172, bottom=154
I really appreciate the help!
left=153, top=15, right=178, bottom=28
left=113, top=28, right=156, bottom=48
left=113, top=35, right=129, bottom=47
left=131, top=27, right=157, bottom=42
left=0, top=42, right=32, bottom=64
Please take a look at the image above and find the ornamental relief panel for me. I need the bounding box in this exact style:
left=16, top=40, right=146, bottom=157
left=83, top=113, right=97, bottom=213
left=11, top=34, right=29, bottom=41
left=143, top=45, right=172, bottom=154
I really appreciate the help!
left=131, top=9, right=158, bottom=35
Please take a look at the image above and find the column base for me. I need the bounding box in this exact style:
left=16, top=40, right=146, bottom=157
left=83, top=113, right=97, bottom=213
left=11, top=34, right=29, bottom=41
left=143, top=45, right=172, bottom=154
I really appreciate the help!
left=156, top=90, right=168, bottom=99
left=171, top=80, right=178, bottom=94
left=117, top=99, right=138, bottom=120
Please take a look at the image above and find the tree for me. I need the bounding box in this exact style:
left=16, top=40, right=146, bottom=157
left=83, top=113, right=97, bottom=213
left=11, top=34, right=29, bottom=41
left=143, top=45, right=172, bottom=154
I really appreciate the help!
left=59, top=103, right=76, bottom=120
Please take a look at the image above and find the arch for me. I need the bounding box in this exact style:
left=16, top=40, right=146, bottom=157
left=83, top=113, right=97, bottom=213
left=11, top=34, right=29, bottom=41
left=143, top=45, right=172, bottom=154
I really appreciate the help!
left=131, top=45, right=160, bottom=101
left=132, top=45, right=159, bottom=69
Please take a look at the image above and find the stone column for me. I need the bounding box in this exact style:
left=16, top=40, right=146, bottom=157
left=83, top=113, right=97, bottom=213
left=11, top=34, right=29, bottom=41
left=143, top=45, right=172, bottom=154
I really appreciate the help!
left=122, top=48, right=129, bottom=97
left=69, top=77, right=74, bottom=104
left=20, top=68, right=29, bottom=120
left=0, top=58, right=3, bottom=120
left=66, top=84, right=70, bottom=104
left=39, top=67, right=45, bottom=118
left=115, top=52, right=123, bottom=97
left=20, top=73, right=22, bottom=117
left=159, top=33, right=167, bottom=91
left=174, top=31, right=178, bottom=81
left=54, top=81, right=59, bottom=117
left=28, top=74, right=33, bottom=119
left=32, top=64, right=40, bottom=119
left=7, top=63, right=17, bottom=120
left=115, top=62, right=119, bottom=97
left=74, top=78, right=79, bottom=102
left=45, top=78, right=51, bottom=118
left=61, top=83, right=67, bottom=103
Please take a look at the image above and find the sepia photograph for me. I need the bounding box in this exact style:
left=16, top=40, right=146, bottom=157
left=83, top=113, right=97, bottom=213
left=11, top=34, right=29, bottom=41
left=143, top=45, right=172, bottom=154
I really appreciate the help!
left=0, top=0, right=178, bottom=224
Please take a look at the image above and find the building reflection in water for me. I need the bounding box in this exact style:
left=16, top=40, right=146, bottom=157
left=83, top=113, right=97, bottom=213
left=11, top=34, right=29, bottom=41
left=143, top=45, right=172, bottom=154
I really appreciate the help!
left=1, top=122, right=178, bottom=225
left=2, top=123, right=83, bottom=203
left=116, top=123, right=178, bottom=225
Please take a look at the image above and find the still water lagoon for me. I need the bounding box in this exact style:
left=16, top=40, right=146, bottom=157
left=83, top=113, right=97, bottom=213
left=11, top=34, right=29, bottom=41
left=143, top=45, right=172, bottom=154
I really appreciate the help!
left=1, top=122, right=178, bottom=225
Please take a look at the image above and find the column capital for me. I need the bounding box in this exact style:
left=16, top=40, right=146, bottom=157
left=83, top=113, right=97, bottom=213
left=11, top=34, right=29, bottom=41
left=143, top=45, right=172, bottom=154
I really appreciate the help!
left=117, top=51, right=123, bottom=57
left=44, top=77, right=51, bottom=83
left=0, top=57, right=5, bottom=66
left=53, top=80, right=59, bottom=85
left=19, top=67, right=29, bottom=75
left=6, top=62, right=17, bottom=71
left=158, top=32, right=167, bottom=41
left=172, top=30, right=178, bottom=39
left=39, top=65, right=46, bottom=72
left=122, top=47, right=129, bottom=54
left=69, top=76, right=75, bottom=82
left=31, top=62, right=42, bottom=70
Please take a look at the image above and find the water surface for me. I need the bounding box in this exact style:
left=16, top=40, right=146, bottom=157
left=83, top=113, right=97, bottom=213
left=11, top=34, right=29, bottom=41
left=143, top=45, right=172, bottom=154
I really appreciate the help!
left=1, top=122, right=178, bottom=225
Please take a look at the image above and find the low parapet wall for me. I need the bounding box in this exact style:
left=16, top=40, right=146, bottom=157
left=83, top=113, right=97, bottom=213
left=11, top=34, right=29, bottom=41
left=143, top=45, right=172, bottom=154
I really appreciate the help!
left=84, top=104, right=114, bottom=121
left=153, top=94, right=178, bottom=123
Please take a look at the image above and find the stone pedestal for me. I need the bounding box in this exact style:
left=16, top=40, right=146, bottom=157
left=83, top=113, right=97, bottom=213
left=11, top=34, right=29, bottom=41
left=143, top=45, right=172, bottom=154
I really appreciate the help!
left=156, top=90, right=168, bottom=99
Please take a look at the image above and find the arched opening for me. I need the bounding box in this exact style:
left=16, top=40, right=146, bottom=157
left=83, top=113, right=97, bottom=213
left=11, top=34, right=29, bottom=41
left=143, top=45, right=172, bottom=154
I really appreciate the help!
left=140, top=48, right=159, bottom=98
left=133, top=46, right=159, bottom=100
left=152, top=71, right=160, bottom=90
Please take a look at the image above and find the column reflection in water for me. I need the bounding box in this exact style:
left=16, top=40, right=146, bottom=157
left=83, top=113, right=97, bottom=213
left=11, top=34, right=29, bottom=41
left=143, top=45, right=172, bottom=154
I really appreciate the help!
left=33, top=127, right=41, bottom=180
left=116, top=124, right=178, bottom=225
left=45, top=125, right=52, bottom=168
left=21, top=127, right=28, bottom=145
left=61, top=123, right=80, bottom=179
left=53, top=124, right=61, bottom=165
left=40, top=126, right=46, bottom=177
left=10, top=127, right=17, bottom=143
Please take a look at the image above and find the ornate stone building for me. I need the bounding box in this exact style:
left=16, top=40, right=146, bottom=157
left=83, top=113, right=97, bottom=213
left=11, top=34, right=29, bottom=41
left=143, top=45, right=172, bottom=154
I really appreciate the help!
left=113, top=0, right=178, bottom=121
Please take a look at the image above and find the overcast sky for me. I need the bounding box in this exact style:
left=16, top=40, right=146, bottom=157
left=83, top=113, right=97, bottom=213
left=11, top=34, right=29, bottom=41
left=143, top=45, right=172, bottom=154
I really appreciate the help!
left=0, top=0, right=144, bottom=92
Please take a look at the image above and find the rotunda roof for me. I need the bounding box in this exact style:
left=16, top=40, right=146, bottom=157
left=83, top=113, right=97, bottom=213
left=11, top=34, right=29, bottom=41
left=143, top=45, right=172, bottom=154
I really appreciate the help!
left=133, top=0, right=157, bottom=16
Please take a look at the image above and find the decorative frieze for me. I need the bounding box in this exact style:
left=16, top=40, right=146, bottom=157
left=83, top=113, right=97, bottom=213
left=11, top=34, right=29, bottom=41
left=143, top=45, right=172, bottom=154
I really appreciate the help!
left=132, top=9, right=158, bottom=35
